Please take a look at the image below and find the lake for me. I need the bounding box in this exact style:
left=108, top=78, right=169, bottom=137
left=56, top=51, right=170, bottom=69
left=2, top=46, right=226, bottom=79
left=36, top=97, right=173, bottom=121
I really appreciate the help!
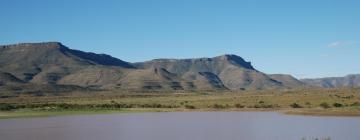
left=0, top=112, right=359, bottom=140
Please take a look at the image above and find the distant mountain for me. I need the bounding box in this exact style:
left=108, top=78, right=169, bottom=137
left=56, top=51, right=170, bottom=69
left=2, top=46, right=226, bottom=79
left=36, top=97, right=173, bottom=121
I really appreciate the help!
left=301, top=74, right=360, bottom=88
left=0, top=42, right=309, bottom=92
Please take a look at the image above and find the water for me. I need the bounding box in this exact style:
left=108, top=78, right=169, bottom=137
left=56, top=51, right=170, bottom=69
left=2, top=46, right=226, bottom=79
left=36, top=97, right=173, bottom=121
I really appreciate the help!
left=0, top=112, right=359, bottom=140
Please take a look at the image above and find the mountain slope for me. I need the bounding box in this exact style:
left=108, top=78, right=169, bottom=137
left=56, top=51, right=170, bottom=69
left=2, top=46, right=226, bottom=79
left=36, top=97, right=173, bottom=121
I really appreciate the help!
left=269, top=74, right=306, bottom=88
left=301, top=74, right=360, bottom=88
left=0, top=72, right=24, bottom=86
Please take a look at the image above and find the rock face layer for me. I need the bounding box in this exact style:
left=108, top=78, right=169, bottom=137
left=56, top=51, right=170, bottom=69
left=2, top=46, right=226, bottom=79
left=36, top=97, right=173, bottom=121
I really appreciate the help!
left=0, top=42, right=308, bottom=92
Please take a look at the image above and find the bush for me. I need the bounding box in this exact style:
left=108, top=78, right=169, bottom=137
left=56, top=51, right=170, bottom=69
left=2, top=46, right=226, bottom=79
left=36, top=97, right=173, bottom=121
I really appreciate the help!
left=351, top=102, right=360, bottom=106
left=211, top=104, right=226, bottom=109
left=0, top=103, right=17, bottom=111
left=254, top=104, right=261, bottom=108
left=320, top=102, right=331, bottom=109
left=234, top=103, right=245, bottom=108
left=251, top=104, right=274, bottom=108
left=185, top=105, right=196, bottom=109
left=333, top=103, right=343, bottom=108
left=290, top=103, right=303, bottom=108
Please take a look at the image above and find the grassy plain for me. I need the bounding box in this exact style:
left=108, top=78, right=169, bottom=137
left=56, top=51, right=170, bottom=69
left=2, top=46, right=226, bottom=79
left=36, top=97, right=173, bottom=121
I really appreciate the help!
left=1, top=88, right=360, bottom=119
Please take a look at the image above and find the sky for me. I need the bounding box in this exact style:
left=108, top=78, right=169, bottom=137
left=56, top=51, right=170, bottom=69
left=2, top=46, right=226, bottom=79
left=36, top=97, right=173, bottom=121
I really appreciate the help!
left=1, top=0, right=359, bottom=78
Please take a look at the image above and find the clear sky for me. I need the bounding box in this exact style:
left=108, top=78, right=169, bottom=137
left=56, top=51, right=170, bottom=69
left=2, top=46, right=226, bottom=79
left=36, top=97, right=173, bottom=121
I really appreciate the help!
left=1, top=0, right=359, bottom=78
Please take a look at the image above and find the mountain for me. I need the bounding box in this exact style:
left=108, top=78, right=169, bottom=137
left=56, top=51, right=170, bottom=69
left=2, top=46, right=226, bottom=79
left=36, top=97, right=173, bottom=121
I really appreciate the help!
left=134, top=55, right=286, bottom=90
left=0, top=42, right=308, bottom=92
left=301, top=74, right=360, bottom=88
left=0, top=42, right=134, bottom=85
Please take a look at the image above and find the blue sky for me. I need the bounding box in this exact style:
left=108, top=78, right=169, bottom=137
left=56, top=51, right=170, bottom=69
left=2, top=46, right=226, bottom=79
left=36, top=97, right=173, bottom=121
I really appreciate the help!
left=1, top=0, right=359, bottom=78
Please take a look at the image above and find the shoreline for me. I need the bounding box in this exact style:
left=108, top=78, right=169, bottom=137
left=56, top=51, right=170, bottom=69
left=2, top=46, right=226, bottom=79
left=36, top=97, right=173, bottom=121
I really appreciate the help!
left=1, top=108, right=360, bottom=120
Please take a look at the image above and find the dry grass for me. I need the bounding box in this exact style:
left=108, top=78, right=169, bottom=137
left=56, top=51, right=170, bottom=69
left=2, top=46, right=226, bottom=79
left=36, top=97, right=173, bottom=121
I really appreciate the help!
left=0, top=88, right=359, bottom=118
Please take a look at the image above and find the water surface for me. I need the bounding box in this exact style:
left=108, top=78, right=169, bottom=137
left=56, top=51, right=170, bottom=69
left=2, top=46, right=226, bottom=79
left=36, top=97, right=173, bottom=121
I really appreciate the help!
left=0, top=112, right=359, bottom=140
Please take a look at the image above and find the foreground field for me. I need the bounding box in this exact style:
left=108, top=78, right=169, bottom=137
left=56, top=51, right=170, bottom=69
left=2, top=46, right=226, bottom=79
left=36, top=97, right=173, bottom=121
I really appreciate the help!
left=1, top=88, right=360, bottom=119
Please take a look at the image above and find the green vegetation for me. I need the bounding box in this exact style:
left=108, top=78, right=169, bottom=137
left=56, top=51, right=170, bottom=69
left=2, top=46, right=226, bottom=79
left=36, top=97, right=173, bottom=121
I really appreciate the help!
left=333, top=103, right=343, bottom=108
left=0, top=103, right=17, bottom=111
left=0, top=88, right=360, bottom=119
left=185, top=105, right=196, bottom=109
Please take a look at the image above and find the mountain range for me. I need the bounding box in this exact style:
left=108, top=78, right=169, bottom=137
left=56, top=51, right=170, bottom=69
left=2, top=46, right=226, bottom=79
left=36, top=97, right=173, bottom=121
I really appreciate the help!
left=301, top=74, right=360, bottom=88
left=0, top=42, right=358, bottom=93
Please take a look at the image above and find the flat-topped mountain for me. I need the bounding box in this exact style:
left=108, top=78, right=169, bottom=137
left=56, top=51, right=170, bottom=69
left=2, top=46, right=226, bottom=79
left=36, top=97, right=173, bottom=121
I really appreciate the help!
left=0, top=42, right=310, bottom=93
left=0, top=42, right=134, bottom=84
left=135, top=55, right=284, bottom=90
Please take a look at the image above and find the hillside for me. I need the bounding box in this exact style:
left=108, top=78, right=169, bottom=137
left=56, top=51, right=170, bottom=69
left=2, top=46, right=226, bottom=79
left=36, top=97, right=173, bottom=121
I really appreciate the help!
left=268, top=74, right=306, bottom=88
left=0, top=72, right=24, bottom=86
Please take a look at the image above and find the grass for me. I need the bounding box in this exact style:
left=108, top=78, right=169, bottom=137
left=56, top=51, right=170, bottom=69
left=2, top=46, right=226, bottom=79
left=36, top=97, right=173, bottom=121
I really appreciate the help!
left=0, top=88, right=360, bottom=119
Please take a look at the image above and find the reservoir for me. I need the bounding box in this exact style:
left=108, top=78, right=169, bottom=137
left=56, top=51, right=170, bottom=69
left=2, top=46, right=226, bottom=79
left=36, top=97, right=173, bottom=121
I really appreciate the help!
left=0, top=112, right=359, bottom=140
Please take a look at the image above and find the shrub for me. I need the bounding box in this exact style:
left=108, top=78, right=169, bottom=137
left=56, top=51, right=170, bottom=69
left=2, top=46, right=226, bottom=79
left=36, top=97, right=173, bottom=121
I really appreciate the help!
left=211, top=104, right=226, bottom=109
left=351, top=102, right=360, bottom=106
left=254, top=104, right=261, bottom=108
left=251, top=104, right=274, bottom=108
left=234, top=103, right=245, bottom=108
left=320, top=102, right=331, bottom=109
left=290, top=103, right=303, bottom=108
left=333, top=103, right=343, bottom=108
left=185, top=105, right=196, bottom=109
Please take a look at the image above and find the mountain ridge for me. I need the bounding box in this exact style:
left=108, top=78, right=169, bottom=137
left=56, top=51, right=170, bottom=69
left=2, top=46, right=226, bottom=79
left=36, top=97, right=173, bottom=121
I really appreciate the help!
left=2, top=41, right=357, bottom=93
left=301, top=74, right=360, bottom=88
